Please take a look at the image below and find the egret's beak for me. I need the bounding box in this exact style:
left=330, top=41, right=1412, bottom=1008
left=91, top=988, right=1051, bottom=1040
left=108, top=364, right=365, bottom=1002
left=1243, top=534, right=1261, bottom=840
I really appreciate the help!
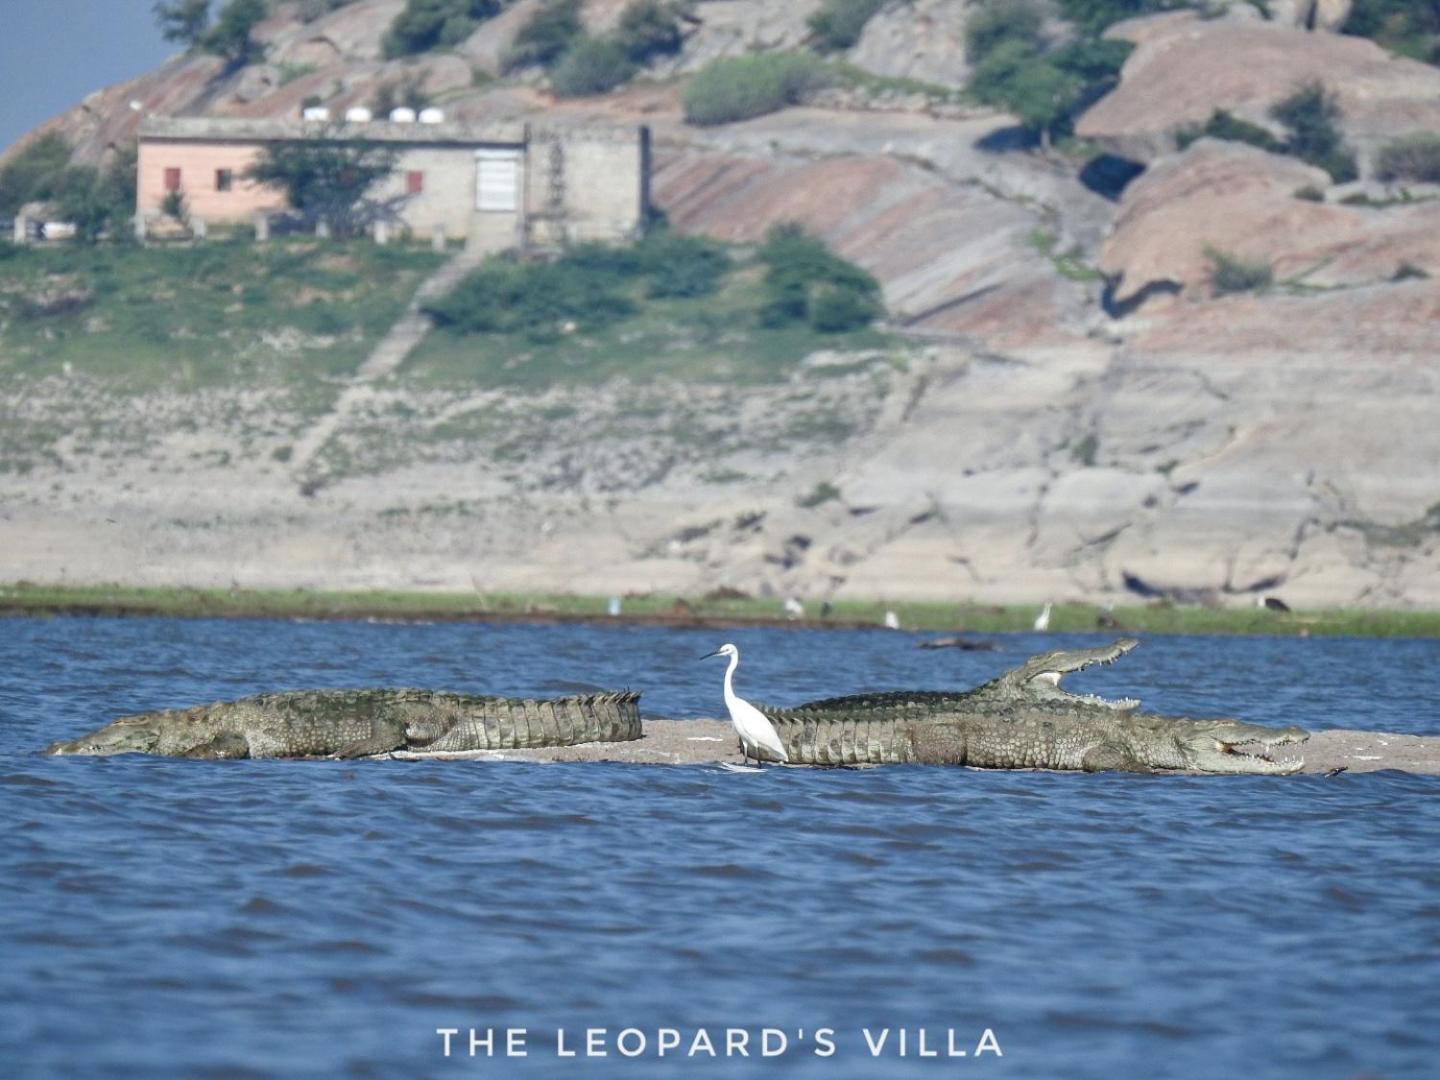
left=700, top=649, right=723, bottom=660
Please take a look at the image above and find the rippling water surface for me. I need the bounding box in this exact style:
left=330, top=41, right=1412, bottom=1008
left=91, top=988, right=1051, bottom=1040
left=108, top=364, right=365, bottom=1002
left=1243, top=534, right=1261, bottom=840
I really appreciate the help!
left=2, top=619, right=1438, bottom=1078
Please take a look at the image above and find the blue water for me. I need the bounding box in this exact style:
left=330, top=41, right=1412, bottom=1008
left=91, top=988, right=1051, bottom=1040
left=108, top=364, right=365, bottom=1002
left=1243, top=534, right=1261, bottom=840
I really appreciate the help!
left=2, top=619, right=1438, bottom=1079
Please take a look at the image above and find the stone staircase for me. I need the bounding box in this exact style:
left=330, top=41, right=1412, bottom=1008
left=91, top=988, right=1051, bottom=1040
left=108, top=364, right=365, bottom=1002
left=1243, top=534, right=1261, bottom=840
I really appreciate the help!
left=288, top=248, right=483, bottom=486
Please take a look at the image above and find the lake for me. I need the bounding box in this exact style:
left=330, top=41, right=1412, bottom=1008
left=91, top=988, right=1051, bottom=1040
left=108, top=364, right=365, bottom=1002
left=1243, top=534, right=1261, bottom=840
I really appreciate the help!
left=2, top=618, right=1438, bottom=1078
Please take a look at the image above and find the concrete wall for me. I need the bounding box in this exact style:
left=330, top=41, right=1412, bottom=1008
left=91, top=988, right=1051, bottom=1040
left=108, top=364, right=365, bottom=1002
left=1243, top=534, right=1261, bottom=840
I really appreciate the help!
left=526, top=127, right=648, bottom=246
left=369, top=144, right=522, bottom=246
left=137, top=140, right=287, bottom=222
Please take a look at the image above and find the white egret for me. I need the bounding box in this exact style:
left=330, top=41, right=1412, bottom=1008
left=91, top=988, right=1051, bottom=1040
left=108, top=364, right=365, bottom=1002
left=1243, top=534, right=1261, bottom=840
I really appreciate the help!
left=1034, top=602, right=1052, bottom=632
left=700, top=643, right=788, bottom=767
left=883, top=609, right=901, bottom=630
left=784, top=597, right=805, bottom=620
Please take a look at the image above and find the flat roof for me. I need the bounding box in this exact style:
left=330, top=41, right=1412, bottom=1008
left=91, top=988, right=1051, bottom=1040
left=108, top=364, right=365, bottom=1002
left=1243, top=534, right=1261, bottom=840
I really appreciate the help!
left=138, top=116, right=644, bottom=147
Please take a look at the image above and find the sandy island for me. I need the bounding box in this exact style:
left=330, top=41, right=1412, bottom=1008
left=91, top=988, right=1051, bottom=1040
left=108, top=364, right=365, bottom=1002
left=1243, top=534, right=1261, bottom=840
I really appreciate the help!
left=387, top=719, right=1440, bottom=776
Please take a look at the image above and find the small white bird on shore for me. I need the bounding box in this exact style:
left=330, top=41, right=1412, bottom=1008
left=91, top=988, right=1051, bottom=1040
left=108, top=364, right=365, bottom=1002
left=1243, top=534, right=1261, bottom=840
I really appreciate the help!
left=1034, top=602, right=1052, bottom=632
left=701, top=643, right=788, bottom=767
left=784, top=597, right=805, bottom=620
left=883, top=609, right=901, bottom=630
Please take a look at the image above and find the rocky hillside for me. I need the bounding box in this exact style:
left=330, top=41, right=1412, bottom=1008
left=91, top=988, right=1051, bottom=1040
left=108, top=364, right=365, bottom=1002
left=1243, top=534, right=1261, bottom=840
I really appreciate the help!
left=3, top=0, right=1439, bottom=609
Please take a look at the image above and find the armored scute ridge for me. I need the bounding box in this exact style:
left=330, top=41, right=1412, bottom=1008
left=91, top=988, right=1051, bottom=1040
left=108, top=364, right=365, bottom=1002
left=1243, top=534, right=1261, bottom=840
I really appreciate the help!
left=45, top=689, right=642, bottom=759
left=757, top=639, right=1308, bottom=774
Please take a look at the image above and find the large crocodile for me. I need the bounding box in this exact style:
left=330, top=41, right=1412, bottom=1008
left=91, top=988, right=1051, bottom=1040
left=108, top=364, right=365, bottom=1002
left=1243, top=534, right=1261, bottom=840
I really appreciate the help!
left=755, top=639, right=1308, bottom=774
left=45, top=688, right=642, bottom=759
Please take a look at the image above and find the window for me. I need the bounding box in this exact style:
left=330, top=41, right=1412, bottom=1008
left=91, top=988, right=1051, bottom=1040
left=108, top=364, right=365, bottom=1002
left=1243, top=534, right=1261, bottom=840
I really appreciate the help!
left=215, top=169, right=233, bottom=192
left=164, top=167, right=181, bottom=192
left=475, top=149, right=520, bottom=212
left=406, top=170, right=424, bottom=195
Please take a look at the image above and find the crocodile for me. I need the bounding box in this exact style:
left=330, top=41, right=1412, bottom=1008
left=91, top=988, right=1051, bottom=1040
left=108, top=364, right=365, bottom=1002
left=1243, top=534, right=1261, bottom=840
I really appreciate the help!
left=44, top=688, right=642, bottom=759
left=756, top=639, right=1308, bottom=774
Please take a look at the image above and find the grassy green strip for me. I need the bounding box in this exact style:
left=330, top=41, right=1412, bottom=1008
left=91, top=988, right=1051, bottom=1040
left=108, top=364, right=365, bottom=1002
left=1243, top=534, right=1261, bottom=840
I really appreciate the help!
left=2, top=584, right=1437, bottom=638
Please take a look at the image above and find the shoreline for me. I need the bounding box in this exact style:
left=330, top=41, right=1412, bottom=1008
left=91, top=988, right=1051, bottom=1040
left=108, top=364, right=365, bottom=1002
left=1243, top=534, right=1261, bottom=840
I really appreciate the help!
left=385, top=719, right=1440, bottom=776
left=4, top=582, right=1440, bottom=638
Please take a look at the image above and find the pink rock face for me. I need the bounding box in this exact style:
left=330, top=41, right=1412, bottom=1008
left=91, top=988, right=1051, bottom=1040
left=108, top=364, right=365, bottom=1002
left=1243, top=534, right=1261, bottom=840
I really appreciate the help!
left=1099, top=140, right=1440, bottom=306
left=651, top=148, right=1094, bottom=348
left=1078, top=13, right=1440, bottom=163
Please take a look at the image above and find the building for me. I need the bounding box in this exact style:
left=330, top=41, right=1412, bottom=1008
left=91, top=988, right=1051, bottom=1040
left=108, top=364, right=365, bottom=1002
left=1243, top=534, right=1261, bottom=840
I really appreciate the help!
left=135, top=115, right=651, bottom=250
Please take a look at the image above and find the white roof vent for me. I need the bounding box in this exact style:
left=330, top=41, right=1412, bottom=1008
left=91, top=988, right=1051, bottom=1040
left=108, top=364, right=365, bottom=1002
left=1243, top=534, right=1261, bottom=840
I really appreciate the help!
left=301, top=106, right=330, bottom=121
left=389, top=107, right=417, bottom=123
left=344, top=106, right=372, bottom=122
left=418, top=107, right=444, bottom=124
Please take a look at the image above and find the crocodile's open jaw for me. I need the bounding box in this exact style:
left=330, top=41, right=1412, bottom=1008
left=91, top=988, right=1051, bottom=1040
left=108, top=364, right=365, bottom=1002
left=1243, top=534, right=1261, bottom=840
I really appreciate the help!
left=1025, top=641, right=1141, bottom=711
left=1212, top=728, right=1308, bottom=761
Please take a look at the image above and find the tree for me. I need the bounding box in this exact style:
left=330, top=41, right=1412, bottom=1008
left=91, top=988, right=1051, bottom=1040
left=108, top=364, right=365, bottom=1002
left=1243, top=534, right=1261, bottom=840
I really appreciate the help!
left=52, top=147, right=138, bottom=244
left=969, top=40, right=1078, bottom=147
left=0, top=132, right=73, bottom=217
left=202, top=0, right=268, bottom=67
left=503, top=0, right=584, bottom=71
left=964, top=0, right=1046, bottom=61
left=616, top=0, right=686, bottom=63
left=382, top=0, right=502, bottom=58
left=963, top=1, right=1132, bottom=147
left=153, top=0, right=211, bottom=48
left=245, top=136, right=397, bottom=235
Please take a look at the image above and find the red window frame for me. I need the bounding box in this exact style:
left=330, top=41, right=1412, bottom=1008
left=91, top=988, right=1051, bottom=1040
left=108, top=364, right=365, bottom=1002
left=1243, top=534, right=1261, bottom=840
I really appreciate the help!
left=406, top=170, right=424, bottom=195
left=163, top=167, right=181, bottom=192
left=215, top=168, right=233, bottom=192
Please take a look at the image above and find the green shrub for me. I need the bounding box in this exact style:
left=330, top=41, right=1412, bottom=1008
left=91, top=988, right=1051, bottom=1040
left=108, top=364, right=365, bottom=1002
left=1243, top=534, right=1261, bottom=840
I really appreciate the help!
left=551, top=37, right=637, bottom=97
left=503, top=0, right=584, bottom=71
left=424, top=257, right=636, bottom=341
left=1054, top=0, right=1197, bottom=35
left=1206, top=247, right=1272, bottom=296
left=638, top=231, right=730, bottom=298
left=964, top=0, right=1046, bottom=61
left=370, top=76, right=433, bottom=116
left=558, top=241, right=647, bottom=277
left=1376, top=132, right=1440, bottom=182
left=615, top=0, right=686, bottom=63
left=797, top=481, right=842, bottom=507
left=383, top=0, right=502, bottom=59
left=1270, top=82, right=1357, bottom=183
left=1342, top=0, right=1440, bottom=63
left=809, top=283, right=880, bottom=332
left=1176, top=84, right=1358, bottom=183
left=1175, top=109, right=1284, bottom=153
left=299, top=0, right=356, bottom=21
left=682, top=53, right=831, bottom=125
left=551, top=233, right=729, bottom=297
left=161, top=188, right=188, bottom=220
left=758, top=224, right=882, bottom=332
left=808, top=0, right=885, bottom=52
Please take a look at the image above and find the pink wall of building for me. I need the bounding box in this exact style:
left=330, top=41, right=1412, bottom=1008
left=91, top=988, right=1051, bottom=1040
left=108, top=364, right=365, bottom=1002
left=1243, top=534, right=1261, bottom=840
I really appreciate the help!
left=137, top=140, right=287, bottom=222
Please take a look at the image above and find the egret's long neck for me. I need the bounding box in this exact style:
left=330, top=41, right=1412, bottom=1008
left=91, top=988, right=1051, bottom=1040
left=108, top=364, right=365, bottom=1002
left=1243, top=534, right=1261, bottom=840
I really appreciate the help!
left=722, top=653, right=739, bottom=709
